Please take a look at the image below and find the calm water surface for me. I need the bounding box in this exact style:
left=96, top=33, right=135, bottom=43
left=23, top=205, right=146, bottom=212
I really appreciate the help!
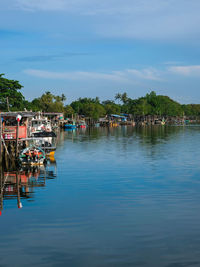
left=1, top=126, right=200, bottom=267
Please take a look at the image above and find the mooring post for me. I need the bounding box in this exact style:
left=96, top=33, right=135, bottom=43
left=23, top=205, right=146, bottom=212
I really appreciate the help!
left=16, top=171, right=22, bottom=209
left=0, top=168, right=3, bottom=214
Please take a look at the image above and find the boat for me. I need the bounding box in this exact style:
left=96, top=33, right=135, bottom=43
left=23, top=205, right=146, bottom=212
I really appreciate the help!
left=31, top=131, right=57, bottom=157
left=41, top=140, right=56, bottom=157
left=20, top=137, right=56, bottom=158
left=64, top=124, right=76, bottom=129
left=30, top=116, right=52, bottom=135
left=78, top=120, right=87, bottom=129
left=155, top=119, right=165, bottom=125
left=31, top=131, right=56, bottom=138
left=32, top=131, right=56, bottom=138
left=64, top=120, right=77, bottom=129
left=19, top=146, right=46, bottom=166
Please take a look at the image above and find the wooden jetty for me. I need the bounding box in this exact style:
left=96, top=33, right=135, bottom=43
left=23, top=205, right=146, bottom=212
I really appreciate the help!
left=0, top=111, right=61, bottom=167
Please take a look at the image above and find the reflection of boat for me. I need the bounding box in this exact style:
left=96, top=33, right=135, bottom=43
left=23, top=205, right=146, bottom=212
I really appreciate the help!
left=0, top=161, right=57, bottom=214
left=19, top=146, right=46, bottom=165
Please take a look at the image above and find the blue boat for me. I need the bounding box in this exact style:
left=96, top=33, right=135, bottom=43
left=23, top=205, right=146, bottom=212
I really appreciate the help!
left=64, top=124, right=77, bottom=129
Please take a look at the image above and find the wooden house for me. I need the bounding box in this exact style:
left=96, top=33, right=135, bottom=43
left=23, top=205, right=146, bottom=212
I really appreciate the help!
left=1, top=112, right=35, bottom=140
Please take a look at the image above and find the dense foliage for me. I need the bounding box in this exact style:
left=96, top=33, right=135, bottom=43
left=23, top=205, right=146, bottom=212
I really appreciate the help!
left=0, top=74, right=25, bottom=111
left=119, top=91, right=183, bottom=116
left=30, top=91, right=66, bottom=112
left=71, top=97, right=106, bottom=120
left=1, top=74, right=200, bottom=118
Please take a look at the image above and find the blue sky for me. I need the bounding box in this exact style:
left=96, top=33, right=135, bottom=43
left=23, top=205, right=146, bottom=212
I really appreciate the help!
left=1, top=0, right=200, bottom=104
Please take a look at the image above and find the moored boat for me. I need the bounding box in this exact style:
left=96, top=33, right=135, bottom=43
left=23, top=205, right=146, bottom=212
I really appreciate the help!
left=19, top=146, right=46, bottom=166
left=30, top=115, right=52, bottom=135
left=64, top=124, right=77, bottom=129
left=64, top=120, right=77, bottom=129
left=78, top=120, right=87, bottom=128
left=20, top=137, right=56, bottom=158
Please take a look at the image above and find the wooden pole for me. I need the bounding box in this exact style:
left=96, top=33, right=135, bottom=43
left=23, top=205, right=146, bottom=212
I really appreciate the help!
left=16, top=120, right=19, bottom=157
left=0, top=168, right=3, bottom=214
left=0, top=114, right=2, bottom=165
left=16, top=171, right=22, bottom=209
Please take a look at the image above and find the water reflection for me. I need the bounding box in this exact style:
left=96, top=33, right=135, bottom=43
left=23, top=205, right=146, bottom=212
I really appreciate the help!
left=0, top=160, right=57, bottom=214
left=61, top=125, right=185, bottom=144
left=59, top=126, right=188, bottom=161
left=1, top=126, right=200, bottom=266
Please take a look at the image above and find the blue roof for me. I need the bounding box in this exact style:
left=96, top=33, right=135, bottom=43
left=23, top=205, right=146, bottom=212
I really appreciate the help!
left=111, top=114, right=125, bottom=118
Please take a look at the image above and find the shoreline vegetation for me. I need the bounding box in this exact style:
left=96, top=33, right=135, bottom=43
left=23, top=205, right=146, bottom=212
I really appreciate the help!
left=1, top=74, right=200, bottom=120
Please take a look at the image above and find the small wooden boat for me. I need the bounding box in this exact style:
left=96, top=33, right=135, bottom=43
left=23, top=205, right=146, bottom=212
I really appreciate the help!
left=19, top=146, right=46, bottom=166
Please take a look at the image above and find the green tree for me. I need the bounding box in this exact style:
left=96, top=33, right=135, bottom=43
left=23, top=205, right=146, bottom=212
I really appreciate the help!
left=70, top=98, right=106, bottom=120
left=115, top=93, right=122, bottom=104
left=64, top=105, right=74, bottom=118
left=102, top=100, right=121, bottom=115
left=121, top=92, right=128, bottom=104
left=0, top=74, right=25, bottom=111
left=32, top=91, right=66, bottom=112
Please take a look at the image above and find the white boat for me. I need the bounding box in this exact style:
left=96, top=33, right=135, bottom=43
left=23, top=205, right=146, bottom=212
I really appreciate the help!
left=30, top=116, right=52, bottom=135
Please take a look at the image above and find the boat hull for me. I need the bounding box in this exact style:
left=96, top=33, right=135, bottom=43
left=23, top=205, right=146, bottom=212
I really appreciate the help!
left=21, top=161, right=44, bottom=166
left=46, top=151, right=55, bottom=157
left=64, top=125, right=77, bottom=129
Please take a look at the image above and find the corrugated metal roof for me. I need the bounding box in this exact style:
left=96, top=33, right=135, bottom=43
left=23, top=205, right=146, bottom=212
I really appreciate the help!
left=0, top=112, right=36, bottom=117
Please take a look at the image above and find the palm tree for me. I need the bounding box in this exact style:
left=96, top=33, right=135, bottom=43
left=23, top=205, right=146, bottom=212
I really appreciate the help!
left=121, top=92, right=128, bottom=104
left=115, top=93, right=121, bottom=104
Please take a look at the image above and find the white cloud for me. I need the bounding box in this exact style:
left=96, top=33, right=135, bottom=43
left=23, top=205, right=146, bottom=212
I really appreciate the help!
left=169, top=65, right=200, bottom=76
left=15, top=0, right=66, bottom=11
left=10, top=0, right=200, bottom=41
left=24, top=68, right=162, bottom=82
left=24, top=69, right=129, bottom=82
left=126, top=68, right=162, bottom=81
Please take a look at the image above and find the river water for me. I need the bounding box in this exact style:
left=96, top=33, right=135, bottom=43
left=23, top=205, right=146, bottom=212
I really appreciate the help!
left=1, top=126, right=200, bottom=267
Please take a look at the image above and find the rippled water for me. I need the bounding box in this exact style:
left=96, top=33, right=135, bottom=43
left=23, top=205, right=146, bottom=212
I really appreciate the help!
left=1, top=126, right=200, bottom=267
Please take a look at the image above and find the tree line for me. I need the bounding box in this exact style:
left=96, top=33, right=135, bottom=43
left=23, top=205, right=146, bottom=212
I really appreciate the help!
left=0, top=74, right=200, bottom=119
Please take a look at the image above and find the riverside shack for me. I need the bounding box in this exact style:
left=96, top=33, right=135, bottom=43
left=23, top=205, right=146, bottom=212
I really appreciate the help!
left=1, top=112, right=35, bottom=140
